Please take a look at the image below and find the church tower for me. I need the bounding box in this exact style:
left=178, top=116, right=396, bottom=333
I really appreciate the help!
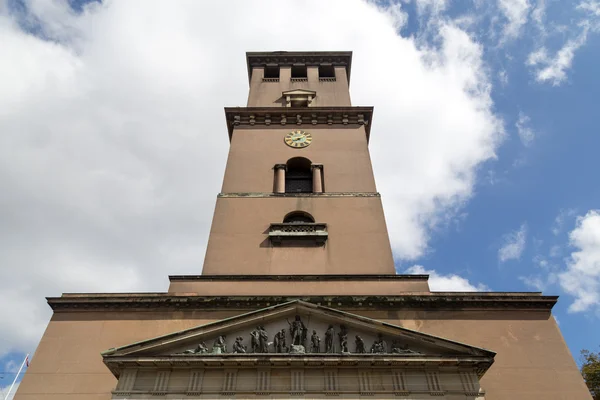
left=202, top=51, right=395, bottom=276
left=14, top=51, right=591, bottom=400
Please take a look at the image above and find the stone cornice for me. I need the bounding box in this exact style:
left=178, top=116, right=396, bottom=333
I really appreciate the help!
left=217, top=192, right=380, bottom=198
left=169, top=274, right=430, bottom=282
left=246, top=51, right=353, bottom=83
left=224, top=106, right=374, bottom=141
left=104, top=354, right=494, bottom=377
left=47, top=294, right=557, bottom=313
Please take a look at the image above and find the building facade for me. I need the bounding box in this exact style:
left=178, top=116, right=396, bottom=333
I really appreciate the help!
left=15, top=51, right=591, bottom=399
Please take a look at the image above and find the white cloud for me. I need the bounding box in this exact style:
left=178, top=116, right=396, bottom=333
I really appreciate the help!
left=406, top=265, right=489, bottom=291
left=498, top=223, right=528, bottom=262
left=415, top=0, right=449, bottom=16
left=519, top=275, right=546, bottom=291
left=1, top=382, right=20, bottom=400
left=527, top=47, right=548, bottom=65
left=498, top=69, right=508, bottom=85
left=559, top=210, right=600, bottom=313
left=532, top=29, right=589, bottom=85
left=525, top=1, right=600, bottom=85
left=498, top=0, right=531, bottom=42
left=577, top=1, right=600, bottom=17
left=549, top=245, right=562, bottom=257
left=515, top=112, right=535, bottom=146
left=0, top=358, right=22, bottom=400
left=552, top=208, right=578, bottom=236
left=0, top=0, right=503, bottom=357
left=531, top=0, right=547, bottom=35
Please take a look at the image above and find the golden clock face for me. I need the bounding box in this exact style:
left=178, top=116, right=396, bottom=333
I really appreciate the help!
left=284, top=130, right=312, bottom=148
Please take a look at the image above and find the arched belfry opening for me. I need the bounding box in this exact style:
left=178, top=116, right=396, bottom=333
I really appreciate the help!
left=285, top=157, right=313, bottom=193
left=283, top=211, right=315, bottom=224
left=269, top=210, right=328, bottom=245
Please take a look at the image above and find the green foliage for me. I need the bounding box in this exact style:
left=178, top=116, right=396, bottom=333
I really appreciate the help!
left=581, top=349, right=600, bottom=399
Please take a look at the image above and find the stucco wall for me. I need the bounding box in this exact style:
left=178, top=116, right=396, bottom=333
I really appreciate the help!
left=201, top=196, right=396, bottom=275
left=167, top=278, right=431, bottom=294
left=221, top=126, right=375, bottom=194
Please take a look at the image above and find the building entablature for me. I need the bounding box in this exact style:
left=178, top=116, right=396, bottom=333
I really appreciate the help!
left=224, top=106, right=373, bottom=141
left=47, top=293, right=557, bottom=312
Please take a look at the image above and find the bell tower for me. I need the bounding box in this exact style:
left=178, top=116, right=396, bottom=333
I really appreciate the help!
left=202, top=51, right=396, bottom=275
left=17, top=50, right=589, bottom=400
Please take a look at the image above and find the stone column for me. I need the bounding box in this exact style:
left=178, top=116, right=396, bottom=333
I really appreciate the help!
left=274, top=164, right=286, bottom=193
left=312, top=164, right=323, bottom=193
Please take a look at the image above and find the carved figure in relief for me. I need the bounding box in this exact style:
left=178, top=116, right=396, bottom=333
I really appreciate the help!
left=287, top=315, right=307, bottom=346
left=325, top=325, right=335, bottom=353
left=391, top=340, right=421, bottom=354
left=340, top=333, right=349, bottom=353
left=233, top=336, right=247, bottom=353
left=250, top=327, right=260, bottom=353
left=355, top=335, right=366, bottom=354
left=213, top=335, right=227, bottom=353
left=274, top=329, right=287, bottom=353
left=181, top=341, right=209, bottom=354
left=310, top=330, right=321, bottom=353
left=370, top=333, right=387, bottom=354
left=338, top=325, right=348, bottom=353
left=259, top=326, right=269, bottom=353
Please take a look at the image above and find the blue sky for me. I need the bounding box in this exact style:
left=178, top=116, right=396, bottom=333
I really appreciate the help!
left=396, top=0, right=600, bottom=359
left=1, top=0, right=600, bottom=396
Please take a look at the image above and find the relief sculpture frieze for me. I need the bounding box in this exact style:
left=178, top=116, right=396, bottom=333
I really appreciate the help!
left=172, top=314, right=422, bottom=357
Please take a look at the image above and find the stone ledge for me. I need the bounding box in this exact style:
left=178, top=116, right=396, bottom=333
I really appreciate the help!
left=47, top=294, right=557, bottom=312
left=217, top=192, right=381, bottom=198
left=168, top=274, right=430, bottom=282
left=224, top=106, right=374, bottom=141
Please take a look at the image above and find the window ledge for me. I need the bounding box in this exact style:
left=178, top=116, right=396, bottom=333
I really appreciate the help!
left=262, top=78, right=279, bottom=82
left=269, top=223, right=328, bottom=245
left=291, top=77, right=308, bottom=82
left=319, top=77, right=336, bottom=82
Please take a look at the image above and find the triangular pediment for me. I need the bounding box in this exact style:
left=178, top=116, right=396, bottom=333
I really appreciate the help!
left=103, top=301, right=494, bottom=378
left=282, top=89, right=316, bottom=96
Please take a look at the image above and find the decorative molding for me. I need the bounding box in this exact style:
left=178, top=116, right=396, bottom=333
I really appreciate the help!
left=48, top=294, right=557, bottom=313
left=291, top=369, right=305, bottom=394
left=283, top=89, right=315, bottom=107
left=168, top=274, right=430, bottom=282
left=392, top=370, right=408, bottom=395
left=113, top=368, right=136, bottom=395
left=222, top=369, right=237, bottom=395
left=324, top=368, right=339, bottom=394
left=460, top=371, right=479, bottom=396
left=217, top=192, right=381, bottom=198
left=256, top=368, right=271, bottom=394
left=269, top=222, right=328, bottom=245
left=224, top=106, right=373, bottom=141
left=186, top=369, right=204, bottom=395
left=152, top=370, right=170, bottom=395
left=359, top=370, right=373, bottom=395
left=110, top=366, right=487, bottom=397
left=426, top=371, right=445, bottom=396
left=246, top=51, right=352, bottom=83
